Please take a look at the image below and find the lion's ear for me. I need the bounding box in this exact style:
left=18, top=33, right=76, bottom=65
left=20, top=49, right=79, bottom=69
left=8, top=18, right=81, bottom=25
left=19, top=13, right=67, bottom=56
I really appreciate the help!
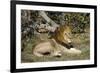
left=66, top=24, right=72, bottom=29
left=56, top=27, right=60, bottom=31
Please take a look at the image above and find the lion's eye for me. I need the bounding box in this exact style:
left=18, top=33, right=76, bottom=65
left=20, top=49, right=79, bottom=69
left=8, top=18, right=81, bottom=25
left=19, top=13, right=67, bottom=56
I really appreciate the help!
left=64, top=32, right=67, bottom=35
left=68, top=33, right=70, bottom=35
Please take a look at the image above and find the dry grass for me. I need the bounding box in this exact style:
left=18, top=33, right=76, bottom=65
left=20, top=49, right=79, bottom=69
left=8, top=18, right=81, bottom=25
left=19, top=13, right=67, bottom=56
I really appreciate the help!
left=21, top=32, right=90, bottom=63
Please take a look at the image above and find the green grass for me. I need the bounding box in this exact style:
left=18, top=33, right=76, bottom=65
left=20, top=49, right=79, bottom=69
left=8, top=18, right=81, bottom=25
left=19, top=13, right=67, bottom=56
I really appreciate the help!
left=21, top=33, right=90, bottom=63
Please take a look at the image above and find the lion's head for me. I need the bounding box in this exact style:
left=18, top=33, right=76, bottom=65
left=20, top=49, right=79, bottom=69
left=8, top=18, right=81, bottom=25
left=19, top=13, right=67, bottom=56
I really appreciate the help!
left=53, top=25, right=72, bottom=43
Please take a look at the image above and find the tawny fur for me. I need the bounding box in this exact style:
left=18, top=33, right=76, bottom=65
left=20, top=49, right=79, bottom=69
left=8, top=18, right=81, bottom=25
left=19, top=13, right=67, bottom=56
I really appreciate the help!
left=33, top=25, right=81, bottom=57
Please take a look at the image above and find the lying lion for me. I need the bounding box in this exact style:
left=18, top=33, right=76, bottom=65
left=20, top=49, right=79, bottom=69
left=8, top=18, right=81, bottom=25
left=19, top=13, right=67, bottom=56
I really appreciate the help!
left=33, top=25, right=81, bottom=57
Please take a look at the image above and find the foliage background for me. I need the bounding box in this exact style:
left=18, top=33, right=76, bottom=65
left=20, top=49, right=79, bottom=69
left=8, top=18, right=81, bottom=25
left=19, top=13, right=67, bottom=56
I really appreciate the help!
left=21, top=10, right=90, bottom=63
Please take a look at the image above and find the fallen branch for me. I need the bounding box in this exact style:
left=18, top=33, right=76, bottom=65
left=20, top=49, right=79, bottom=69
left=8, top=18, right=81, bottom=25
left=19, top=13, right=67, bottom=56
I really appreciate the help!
left=39, top=11, right=59, bottom=32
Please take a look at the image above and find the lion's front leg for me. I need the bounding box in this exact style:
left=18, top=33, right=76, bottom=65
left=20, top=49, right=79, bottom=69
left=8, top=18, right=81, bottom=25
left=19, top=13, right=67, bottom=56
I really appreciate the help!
left=68, top=43, right=82, bottom=54
left=58, top=43, right=81, bottom=54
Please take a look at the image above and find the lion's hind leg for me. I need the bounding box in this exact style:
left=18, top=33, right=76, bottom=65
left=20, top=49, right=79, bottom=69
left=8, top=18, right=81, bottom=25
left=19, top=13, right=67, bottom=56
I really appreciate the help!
left=33, top=51, right=44, bottom=57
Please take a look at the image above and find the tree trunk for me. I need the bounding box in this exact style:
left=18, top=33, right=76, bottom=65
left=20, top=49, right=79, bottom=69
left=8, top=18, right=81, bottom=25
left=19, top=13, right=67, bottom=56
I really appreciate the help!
left=39, top=11, right=59, bottom=32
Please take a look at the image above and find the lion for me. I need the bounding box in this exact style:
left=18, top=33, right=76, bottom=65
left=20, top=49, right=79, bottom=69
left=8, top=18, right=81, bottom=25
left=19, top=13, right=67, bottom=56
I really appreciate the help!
left=33, top=24, right=81, bottom=57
